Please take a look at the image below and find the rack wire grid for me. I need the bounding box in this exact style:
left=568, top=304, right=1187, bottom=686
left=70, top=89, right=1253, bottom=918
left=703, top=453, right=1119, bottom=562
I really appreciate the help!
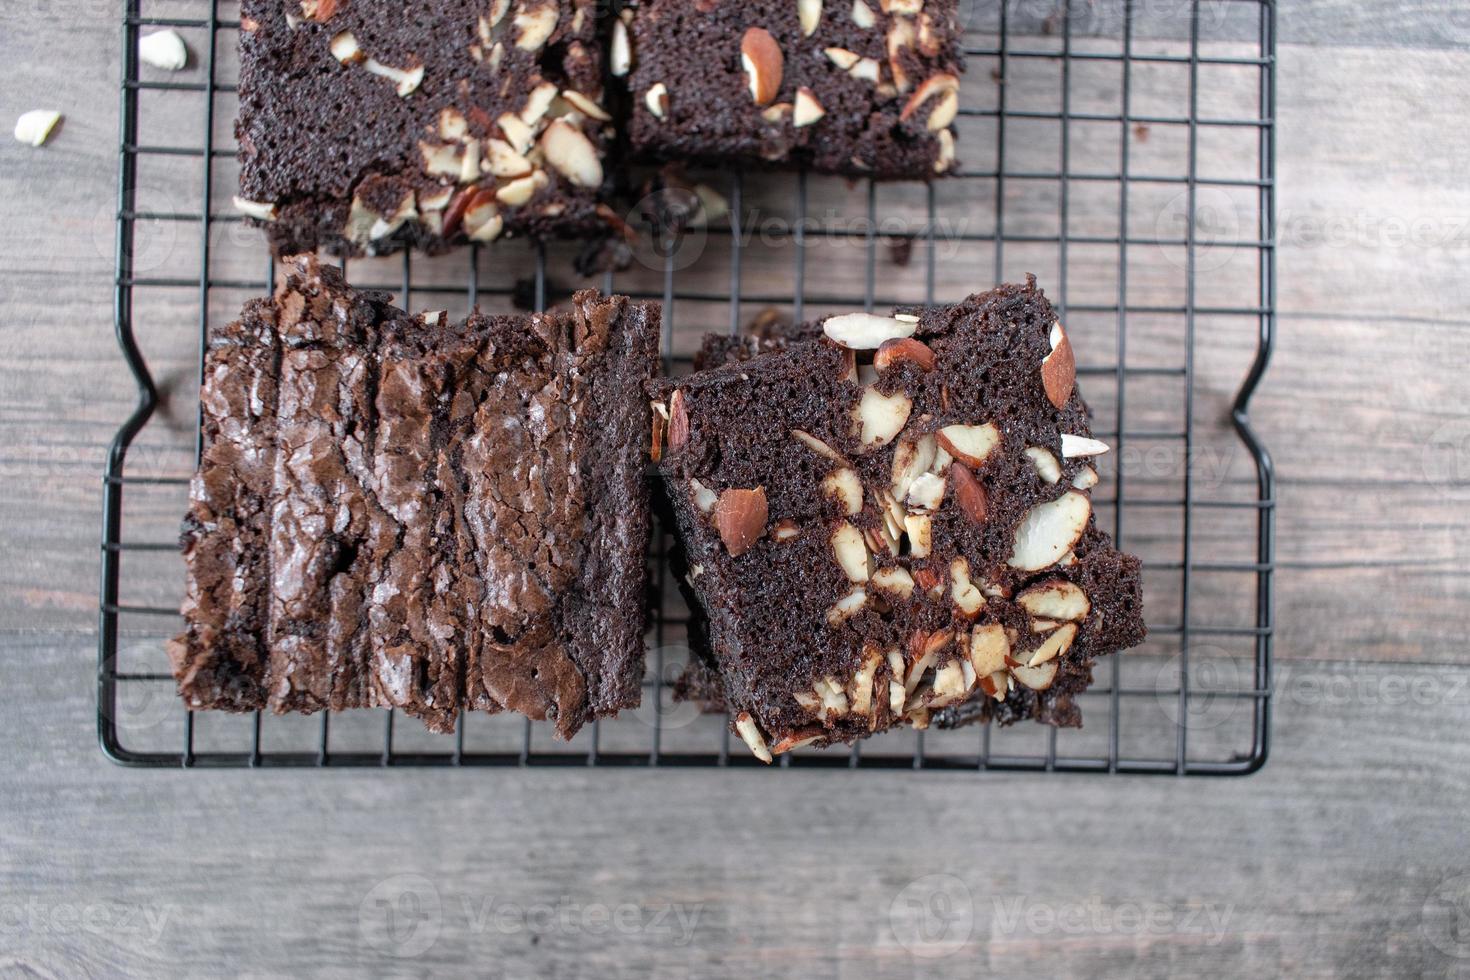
left=100, top=0, right=1276, bottom=772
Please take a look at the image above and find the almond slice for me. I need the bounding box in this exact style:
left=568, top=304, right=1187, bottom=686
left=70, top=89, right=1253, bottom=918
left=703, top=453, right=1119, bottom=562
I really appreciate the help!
left=874, top=337, right=936, bottom=372
left=824, top=47, right=860, bottom=70
left=827, top=587, right=868, bottom=627
left=1072, top=466, right=1099, bottom=490
left=1025, top=446, right=1062, bottom=484
left=852, top=0, right=876, bottom=27
left=950, top=462, right=988, bottom=524
left=539, top=120, right=603, bottom=188
left=1060, top=433, right=1110, bottom=458
left=950, top=558, right=985, bottom=618
left=715, top=487, right=768, bottom=556
left=849, top=646, right=882, bottom=716
left=792, top=429, right=845, bottom=463
left=798, top=0, right=823, bottom=36
left=1008, top=491, right=1090, bottom=571
left=513, top=2, right=559, bottom=51
left=561, top=90, right=612, bottom=122
left=831, top=523, right=872, bottom=583
left=1017, top=580, right=1091, bottom=622
left=822, top=467, right=864, bottom=516
left=644, top=82, right=669, bottom=120
left=1026, top=622, right=1079, bottom=667
left=871, top=566, right=915, bottom=599
left=853, top=387, right=912, bottom=451
left=904, top=513, right=932, bottom=558
left=610, top=18, right=632, bottom=76
left=741, top=27, right=784, bottom=106
left=900, top=73, right=960, bottom=123
left=823, top=311, right=915, bottom=349
left=1042, top=320, right=1077, bottom=409
left=734, top=712, right=773, bottom=763
left=1011, top=660, right=1060, bottom=691
left=794, top=87, right=826, bottom=127
left=771, top=728, right=824, bottom=755
left=936, top=423, right=1000, bottom=469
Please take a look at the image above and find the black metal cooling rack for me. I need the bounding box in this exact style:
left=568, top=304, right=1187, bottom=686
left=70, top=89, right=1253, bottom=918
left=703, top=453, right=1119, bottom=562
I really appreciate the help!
left=100, top=0, right=1276, bottom=773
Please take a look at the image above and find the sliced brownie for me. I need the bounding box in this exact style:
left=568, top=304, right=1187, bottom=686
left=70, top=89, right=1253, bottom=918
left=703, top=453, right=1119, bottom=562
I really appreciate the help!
left=619, top=0, right=963, bottom=178
left=171, top=256, right=660, bottom=735
left=649, top=278, right=1145, bottom=761
left=234, top=0, right=617, bottom=257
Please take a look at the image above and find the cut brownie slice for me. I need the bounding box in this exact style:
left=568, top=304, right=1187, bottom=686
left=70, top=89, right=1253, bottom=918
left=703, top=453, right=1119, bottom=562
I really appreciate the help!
left=620, top=0, right=963, bottom=178
left=170, top=256, right=659, bottom=735
left=234, top=0, right=617, bottom=257
left=649, top=278, right=1145, bottom=761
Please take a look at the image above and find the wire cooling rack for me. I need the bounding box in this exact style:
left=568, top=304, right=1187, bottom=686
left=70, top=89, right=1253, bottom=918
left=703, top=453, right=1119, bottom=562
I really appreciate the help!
left=100, top=0, right=1276, bottom=772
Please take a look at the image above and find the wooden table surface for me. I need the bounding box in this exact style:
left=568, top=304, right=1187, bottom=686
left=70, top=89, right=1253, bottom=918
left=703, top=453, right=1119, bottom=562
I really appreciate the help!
left=2, top=2, right=1469, bottom=976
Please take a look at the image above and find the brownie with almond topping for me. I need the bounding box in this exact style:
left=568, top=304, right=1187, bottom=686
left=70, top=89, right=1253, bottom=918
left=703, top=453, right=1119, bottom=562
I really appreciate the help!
left=619, top=0, right=963, bottom=178
left=234, top=0, right=618, bottom=257
left=170, top=256, right=660, bottom=735
left=648, top=277, right=1144, bottom=761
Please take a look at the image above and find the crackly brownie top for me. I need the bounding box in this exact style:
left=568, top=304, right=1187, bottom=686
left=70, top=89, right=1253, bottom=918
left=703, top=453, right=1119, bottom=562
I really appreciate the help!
left=235, top=0, right=615, bottom=255
left=621, top=0, right=963, bottom=178
left=651, top=278, right=1145, bottom=760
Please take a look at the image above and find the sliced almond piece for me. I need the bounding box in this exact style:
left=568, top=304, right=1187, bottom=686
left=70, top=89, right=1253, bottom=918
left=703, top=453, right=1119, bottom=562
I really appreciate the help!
left=329, top=30, right=363, bottom=64
left=561, top=90, right=612, bottom=122
left=761, top=102, right=793, bottom=124
left=979, top=670, right=1009, bottom=702
left=934, top=128, right=955, bottom=174
left=1008, top=491, right=1090, bottom=571
left=926, top=88, right=958, bottom=131
left=734, top=712, right=772, bottom=763
left=798, top=0, right=823, bottom=36
left=715, top=487, right=768, bottom=557
left=644, top=82, right=669, bottom=120
left=772, top=519, right=801, bottom=542
left=1025, top=446, right=1062, bottom=484
left=1012, top=660, right=1059, bottom=691
left=871, top=565, right=915, bottom=599
left=849, top=646, right=882, bottom=716
left=822, top=468, right=864, bottom=516
left=514, top=2, right=559, bottom=51
left=1018, top=580, right=1091, bottom=622
left=824, top=312, right=916, bottom=349
left=740, top=27, right=784, bottom=106
left=438, top=107, right=468, bottom=141
left=610, top=18, right=632, bottom=76
left=140, top=28, right=190, bottom=70
left=540, top=120, right=603, bottom=188
left=792, top=429, right=845, bottom=463
left=864, top=523, right=899, bottom=559
left=495, top=169, right=547, bottom=206
left=815, top=676, right=850, bottom=719
left=232, top=196, right=278, bottom=222
left=904, top=513, right=932, bottom=558
left=950, top=558, right=985, bottom=619
left=928, top=660, right=970, bottom=706
left=364, top=59, right=424, bottom=97
left=1042, top=320, right=1077, bottom=409
left=849, top=57, right=881, bottom=82
left=1060, top=433, right=1110, bottom=458
left=905, top=471, right=946, bottom=513
left=890, top=434, right=937, bottom=501
left=1026, top=622, right=1079, bottom=667
left=458, top=139, right=481, bottom=183
left=853, top=387, right=912, bottom=451
left=936, top=423, right=1000, bottom=468
left=824, top=46, right=860, bottom=70
left=488, top=0, right=511, bottom=28
left=968, top=623, right=1010, bottom=677
left=874, top=337, right=936, bottom=372
left=794, top=87, right=825, bottom=127
left=668, top=389, right=689, bottom=449
left=520, top=82, right=559, bottom=127
left=826, top=587, right=867, bottom=627
left=688, top=478, right=718, bottom=513
left=900, top=73, right=959, bottom=123
left=771, top=728, right=824, bottom=755
left=950, top=462, right=988, bottom=525
left=831, top=523, right=871, bottom=583
left=1072, top=466, right=1099, bottom=490
left=498, top=113, right=535, bottom=155
left=851, top=0, right=876, bottom=28
left=483, top=138, right=533, bottom=178
left=419, top=141, right=461, bottom=177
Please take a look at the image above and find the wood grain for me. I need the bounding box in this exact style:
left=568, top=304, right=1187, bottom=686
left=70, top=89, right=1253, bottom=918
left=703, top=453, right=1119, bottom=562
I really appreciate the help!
left=1, top=1, right=1468, bottom=975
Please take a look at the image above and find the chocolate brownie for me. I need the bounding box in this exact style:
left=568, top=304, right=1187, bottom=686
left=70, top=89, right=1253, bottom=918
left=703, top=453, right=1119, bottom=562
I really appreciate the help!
left=170, top=256, right=660, bottom=735
left=234, top=0, right=618, bottom=257
left=619, top=0, right=963, bottom=178
left=649, top=278, right=1145, bottom=761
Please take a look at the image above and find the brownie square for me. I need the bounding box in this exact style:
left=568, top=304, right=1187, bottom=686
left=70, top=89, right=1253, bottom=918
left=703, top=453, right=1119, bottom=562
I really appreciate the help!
left=170, top=256, right=660, bottom=736
left=649, top=278, right=1145, bottom=761
left=234, top=0, right=617, bottom=257
left=620, top=0, right=964, bottom=178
